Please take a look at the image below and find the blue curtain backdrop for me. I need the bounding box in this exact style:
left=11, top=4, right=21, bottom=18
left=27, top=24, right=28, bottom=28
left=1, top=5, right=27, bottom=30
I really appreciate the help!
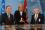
left=0, top=0, right=2, bottom=15
left=0, top=0, right=45, bottom=22
left=40, top=0, right=45, bottom=23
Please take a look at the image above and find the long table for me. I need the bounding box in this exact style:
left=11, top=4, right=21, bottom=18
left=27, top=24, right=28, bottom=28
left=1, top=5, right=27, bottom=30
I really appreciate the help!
left=0, top=24, right=45, bottom=30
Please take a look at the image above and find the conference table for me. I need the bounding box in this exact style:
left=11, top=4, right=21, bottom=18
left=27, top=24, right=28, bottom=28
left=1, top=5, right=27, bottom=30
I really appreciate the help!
left=0, top=24, right=45, bottom=30
left=30, top=24, right=42, bottom=30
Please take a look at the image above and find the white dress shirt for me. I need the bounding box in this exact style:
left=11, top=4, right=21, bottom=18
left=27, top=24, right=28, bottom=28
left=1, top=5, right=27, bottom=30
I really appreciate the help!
left=20, top=11, right=22, bottom=16
left=34, top=14, right=38, bottom=21
left=7, top=13, right=10, bottom=18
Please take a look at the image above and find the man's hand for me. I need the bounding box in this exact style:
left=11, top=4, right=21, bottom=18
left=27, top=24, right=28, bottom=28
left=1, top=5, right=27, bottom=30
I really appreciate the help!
left=20, top=18, right=25, bottom=23
left=20, top=20, right=24, bottom=22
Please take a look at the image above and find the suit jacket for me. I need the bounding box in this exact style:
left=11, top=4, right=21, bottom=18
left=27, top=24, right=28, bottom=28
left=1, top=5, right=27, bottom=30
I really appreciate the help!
left=0, top=14, right=2, bottom=25
left=14, top=10, right=27, bottom=24
left=2, top=13, right=14, bottom=25
left=30, top=13, right=44, bottom=24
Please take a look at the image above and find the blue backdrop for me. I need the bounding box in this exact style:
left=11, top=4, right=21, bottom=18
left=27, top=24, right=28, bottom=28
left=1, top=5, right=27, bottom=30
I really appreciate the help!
left=0, top=0, right=45, bottom=22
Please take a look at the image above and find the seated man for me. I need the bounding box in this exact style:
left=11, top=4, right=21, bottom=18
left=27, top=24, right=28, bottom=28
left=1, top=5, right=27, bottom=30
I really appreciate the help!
left=2, top=5, right=14, bottom=25
left=14, top=4, right=28, bottom=25
left=30, top=8, right=44, bottom=30
left=31, top=8, right=44, bottom=24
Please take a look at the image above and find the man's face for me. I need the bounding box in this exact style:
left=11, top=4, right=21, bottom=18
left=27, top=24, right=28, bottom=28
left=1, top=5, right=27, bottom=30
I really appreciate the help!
left=19, top=4, right=23, bottom=11
left=6, top=7, right=12, bottom=14
left=33, top=8, right=40, bottom=14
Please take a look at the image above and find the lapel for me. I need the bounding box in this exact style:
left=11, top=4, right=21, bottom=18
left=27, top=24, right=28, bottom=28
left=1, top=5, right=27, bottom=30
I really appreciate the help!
left=5, top=13, right=8, bottom=18
left=19, top=11, right=24, bottom=17
left=33, top=14, right=39, bottom=22
left=37, top=14, right=41, bottom=22
left=5, top=13, right=11, bottom=20
left=34, top=13, right=41, bottom=22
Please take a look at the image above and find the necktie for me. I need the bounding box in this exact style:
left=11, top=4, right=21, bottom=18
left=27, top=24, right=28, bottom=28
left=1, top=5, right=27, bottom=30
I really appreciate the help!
left=34, top=14, right=38, bottom=21
left=7, top=13, right=10, bottom=20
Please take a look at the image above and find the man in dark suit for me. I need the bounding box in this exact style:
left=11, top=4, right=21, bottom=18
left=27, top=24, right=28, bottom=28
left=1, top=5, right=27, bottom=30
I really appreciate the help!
left=30, top=8, right=44, bottom=30
left=2, top=5, right=14, bottom=25
left=14, top=4, right=28, bottom=25
left=30, top=8, right=44, bottom=24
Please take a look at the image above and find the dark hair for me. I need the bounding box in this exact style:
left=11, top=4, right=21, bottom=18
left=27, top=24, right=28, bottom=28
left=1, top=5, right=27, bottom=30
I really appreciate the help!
left=6, top=5, right=11, bottom=9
